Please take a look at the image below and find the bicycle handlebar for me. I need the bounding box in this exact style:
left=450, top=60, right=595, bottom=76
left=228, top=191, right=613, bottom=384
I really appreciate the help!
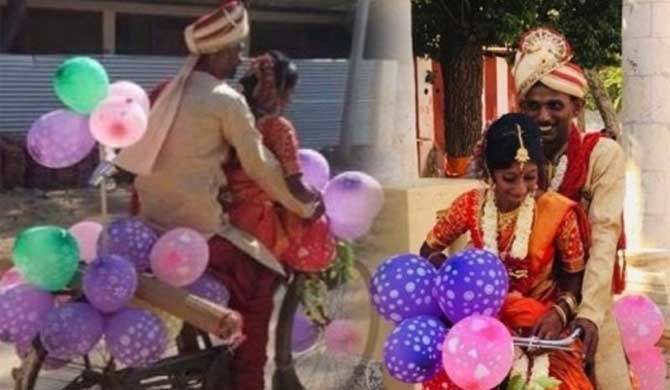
left=512, top=328, right=582, bottom=351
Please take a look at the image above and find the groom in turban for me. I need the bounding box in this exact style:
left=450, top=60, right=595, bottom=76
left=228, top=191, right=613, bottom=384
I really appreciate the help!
left=115, top=2, right=319, bottom=389
left=513, top=27, right=632, bottom=389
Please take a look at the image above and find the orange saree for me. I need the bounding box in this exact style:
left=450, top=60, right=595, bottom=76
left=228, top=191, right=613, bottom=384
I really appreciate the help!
left=423, top=189, right=593, bottom=390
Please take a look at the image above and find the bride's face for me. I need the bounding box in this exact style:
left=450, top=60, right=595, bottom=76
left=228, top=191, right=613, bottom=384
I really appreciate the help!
left=492, top=162, right=539, bottom=211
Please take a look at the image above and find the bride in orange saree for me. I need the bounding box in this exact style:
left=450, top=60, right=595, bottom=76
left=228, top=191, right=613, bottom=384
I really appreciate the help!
left=420, top=113, right=593, bottom=390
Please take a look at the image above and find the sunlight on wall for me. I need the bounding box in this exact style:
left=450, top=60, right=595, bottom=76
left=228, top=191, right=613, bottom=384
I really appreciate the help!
left=624, top=158, right=643, bottom=252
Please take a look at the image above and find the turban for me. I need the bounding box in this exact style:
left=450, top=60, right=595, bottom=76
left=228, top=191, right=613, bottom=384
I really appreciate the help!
left=512, top=27, right=587, bottom=100
left=115, top=1, right=249, bottom=175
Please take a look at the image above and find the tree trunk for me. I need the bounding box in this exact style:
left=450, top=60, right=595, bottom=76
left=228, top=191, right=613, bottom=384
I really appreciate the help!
left=443, top=42, right=483, bottom=157
left=1, top=0, right=27, bottom=52
left=584, top=68, right=621, bottom=138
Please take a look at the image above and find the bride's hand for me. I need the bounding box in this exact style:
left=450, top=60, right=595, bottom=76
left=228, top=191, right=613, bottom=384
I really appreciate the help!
left=532, top=307, right=565, bottom=341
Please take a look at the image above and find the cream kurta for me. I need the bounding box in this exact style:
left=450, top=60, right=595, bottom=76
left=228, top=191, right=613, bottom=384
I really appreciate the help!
left=572, top=137, right=630, bottom=390
left=132, top=71, right=314, bottom=275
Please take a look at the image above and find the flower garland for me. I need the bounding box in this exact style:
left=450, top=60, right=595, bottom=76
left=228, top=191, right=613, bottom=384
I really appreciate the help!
left=548, top=154, right=568, bottom=192
left=482, top=188, right=535, bottom=260
left=508, top=348, right=560, bottom=390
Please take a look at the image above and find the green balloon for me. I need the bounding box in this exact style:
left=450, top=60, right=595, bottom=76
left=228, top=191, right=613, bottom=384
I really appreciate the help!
left=53, top=57, right=109, bottom=114
left=12, top=225, right=80, bottom=291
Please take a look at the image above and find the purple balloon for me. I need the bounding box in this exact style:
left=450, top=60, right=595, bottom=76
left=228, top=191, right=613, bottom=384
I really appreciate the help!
left=298, top=149, right=330, bottom=191
left=434, top=249, right=509, bottom=323
left=83, top=255, right=137, bottom=313
left=329, top=217, right=372, bottom=241
left=185, top=272, right=230, bottom=307
left=292, top=309, right=319, bottom=353
left=383, top=315, right=447, bottom=383
left=0, top=284, right=54, bottom=344
left=26, top=109, right=96, bottom=169
left=40, top=302, right=103, bottom=359
left=98, top=217, right=158, bottom=272
left=105, top=308, right=167, bottom=367
left=370, top=253, right=441, bottom=323
left=324, top=171, right=383, bottom=225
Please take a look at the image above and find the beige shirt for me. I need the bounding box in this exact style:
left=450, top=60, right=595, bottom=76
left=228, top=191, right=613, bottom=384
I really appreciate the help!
left=134, top=71, right=314, bottom=275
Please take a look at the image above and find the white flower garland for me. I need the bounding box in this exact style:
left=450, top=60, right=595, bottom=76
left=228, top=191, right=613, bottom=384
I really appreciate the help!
left=509, top=348, right=556, bottom=389
left=549, top=154, right=568, bottom=192
left=482, top=188, right=535, bottom=259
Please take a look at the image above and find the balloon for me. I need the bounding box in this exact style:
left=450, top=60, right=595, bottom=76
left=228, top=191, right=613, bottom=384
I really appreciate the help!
left=83, top=254, right=137, bottom=313
left=98, top=217, right=158, bottom=272
left=442, top=315, right=514, bottom=390
left=613, top=294, right=665, bottom=354
left=108, top=81, right=150, bottom=115
left=150, top=228, right=209, bottom=287
left=89, top=95, right=148, bottom=148
left=40, top=302, right=103, bottom=359
left=185, top=272, right=230, bottom=307
left=26, top=109, right=96, bottom=169
left=328, top=217, right=373, bottom=241
left=12, top=225, right=80, bottom=291
left=132, top=300, right=183, bottom=343
left=0, top=284, right=54, bottom=344
left=298, top=149, right=330, bottom=191
left=0, top=267, right=25, bottom=294
left=281, top=216, right=336, bottom=272
left=324, top=319, right=361, bottom=356
left=383, top=315, right=447, bottom=383
left=434, top=249, right=508, bottom=323
left=370, top=253, right=441, bottom=323
left=323, top=171, right=383, bottom=224
left=69, top=220, right=104, bottom=263
left=628, top=347, right=667, bottom=390
left=53, top=56, right=109, bottom=114
left=105, top=308, right=167, bottom=367
left=291, top=310, right=319, bottom=354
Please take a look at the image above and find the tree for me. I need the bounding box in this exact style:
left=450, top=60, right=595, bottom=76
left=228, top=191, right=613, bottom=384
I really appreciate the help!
left=412, top=0, right=622, bottom=158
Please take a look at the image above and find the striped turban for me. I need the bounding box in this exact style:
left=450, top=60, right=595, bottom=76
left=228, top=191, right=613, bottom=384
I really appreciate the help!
left=184, top=1, right=249, bottom=54
left=512, top=27, right=587, bottom=100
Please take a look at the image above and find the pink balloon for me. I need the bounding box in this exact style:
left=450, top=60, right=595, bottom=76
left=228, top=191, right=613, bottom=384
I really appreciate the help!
left=108, top=81, right=150, bottom=115
left=89, top=96, right=147, bottom=148
left=69, top=221, right=103, bottom=263
left=324, top=171, right=383, bottom=225
left=298, top=149, right=330, bottom=191
left=613, top=294, right=665, bottom=354
left=442, top=315, right=514, bottom=390
left=628, top=347, right=667, bottom=390
left=324, top=319, right=362, bottom=356
left=150, top=228, right=209, bottom=287
left=0, top=267, right=25, bottom=294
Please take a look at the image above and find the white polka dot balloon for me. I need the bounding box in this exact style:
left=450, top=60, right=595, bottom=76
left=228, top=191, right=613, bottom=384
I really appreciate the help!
left=105, top=308, right=167, bottom=367
left=370, top=253, right=441, bottom=323
left=434, top=249, right=508, bottom=324
left=383, top=315, right=447, bottom=384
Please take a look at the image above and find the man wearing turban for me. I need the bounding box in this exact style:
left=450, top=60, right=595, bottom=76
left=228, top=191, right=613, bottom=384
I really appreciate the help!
left=513, top=27, right=632, bottom=389
left=114, top=2, right=319, bottom=389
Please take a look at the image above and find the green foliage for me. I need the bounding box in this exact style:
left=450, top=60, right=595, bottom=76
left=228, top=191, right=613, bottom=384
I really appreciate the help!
left=585, top=65, right=623, bottom=112
left=506, top=373, right=562, bottom=390
left=412, top=0, right=621, bottom=68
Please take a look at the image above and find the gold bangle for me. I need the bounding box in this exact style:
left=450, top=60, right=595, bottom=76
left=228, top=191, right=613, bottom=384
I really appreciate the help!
left=552, top=304, right=568, bottom=327
left=559, top=293, right=578, bottom=314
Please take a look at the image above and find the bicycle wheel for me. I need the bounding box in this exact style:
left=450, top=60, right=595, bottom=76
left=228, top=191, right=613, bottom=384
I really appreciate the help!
left=13, top=324, right=227, bottom=390
left=274, top=261, right=383, bottom=390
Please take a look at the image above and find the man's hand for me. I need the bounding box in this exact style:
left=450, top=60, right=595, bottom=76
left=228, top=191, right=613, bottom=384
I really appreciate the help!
left=570, top=317, right=599, bottom=367
left=532, top=307, right=565, bottom=341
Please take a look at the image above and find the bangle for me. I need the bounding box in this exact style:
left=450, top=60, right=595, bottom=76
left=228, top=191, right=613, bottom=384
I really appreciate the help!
left=552, top=304, right=568, bottom=327
left=558, top=293, right=578, bottom=314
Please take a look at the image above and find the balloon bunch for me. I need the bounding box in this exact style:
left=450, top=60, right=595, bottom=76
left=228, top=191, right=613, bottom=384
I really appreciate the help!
left=27, top=56, right=150, bottom=169
left=0, top=218, right=231, bottom=369
left=369, top=249, right=514, bottom=389
left=613, top=294, right=667, bottom=390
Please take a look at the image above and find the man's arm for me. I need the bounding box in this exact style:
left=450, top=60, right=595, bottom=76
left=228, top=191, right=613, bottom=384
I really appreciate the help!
left=576, top=139, right=626, bottom=328
left=220, top=95, right=316, bottom=218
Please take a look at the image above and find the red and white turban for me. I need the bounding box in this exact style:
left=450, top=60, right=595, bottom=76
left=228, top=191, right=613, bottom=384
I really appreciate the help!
left=184, top=0, right=249, bottom=54
left=512, top=27, right=587, bottom=100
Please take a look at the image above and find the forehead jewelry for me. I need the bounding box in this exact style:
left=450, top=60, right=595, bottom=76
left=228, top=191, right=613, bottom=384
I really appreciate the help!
left=515, top=124, right=530, bottom=171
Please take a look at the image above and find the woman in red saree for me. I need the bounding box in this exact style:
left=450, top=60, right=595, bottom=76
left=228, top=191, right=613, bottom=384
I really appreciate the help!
left=420, top=114, right=593, bottom=390
left=223, top=51, right=336, bottom=273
